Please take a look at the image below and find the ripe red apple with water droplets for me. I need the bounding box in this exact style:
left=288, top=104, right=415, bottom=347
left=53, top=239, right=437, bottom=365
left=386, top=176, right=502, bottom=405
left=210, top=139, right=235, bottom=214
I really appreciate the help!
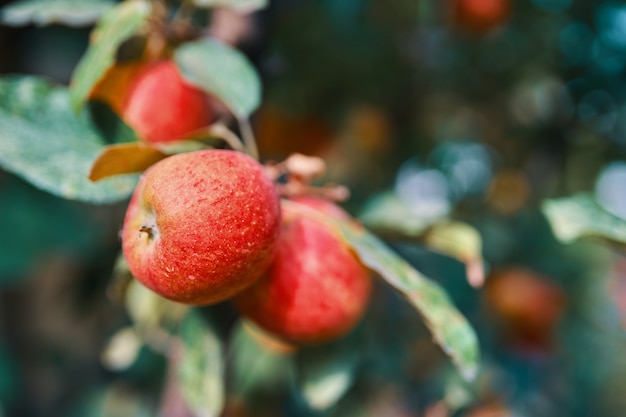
left=121, top=60, right=213, bottom=144
left=122, top=150, right=281, bottom=305
left=234, top=196, right=372, bottom=345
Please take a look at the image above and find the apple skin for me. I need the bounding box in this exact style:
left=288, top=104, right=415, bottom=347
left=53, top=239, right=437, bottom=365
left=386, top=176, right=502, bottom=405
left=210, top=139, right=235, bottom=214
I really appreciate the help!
left=452, top=0, right=511, bottom=34
left=121, top=60, right=213, bottom=144
left=122, top=150, right=281, bottom=305
left=234, top=197, right=372, bottom=345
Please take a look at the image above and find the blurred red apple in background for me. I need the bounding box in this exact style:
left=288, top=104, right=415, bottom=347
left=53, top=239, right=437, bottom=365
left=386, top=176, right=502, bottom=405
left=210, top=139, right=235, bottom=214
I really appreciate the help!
left=485, top=267, right=565, bottom=353
left=451, top=0, right=511, bottom=35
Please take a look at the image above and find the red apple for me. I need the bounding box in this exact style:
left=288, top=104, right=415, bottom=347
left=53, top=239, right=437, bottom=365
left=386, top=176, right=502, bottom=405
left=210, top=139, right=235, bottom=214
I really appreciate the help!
left=122, top=150, right=281, bottom=305
left=451, top=0, right=511, bottom=35
left=121, top=60, right=213, bottom=144
left=234, top=197, right=372, bottom=345
left=484, top=267, right=565, bottom=352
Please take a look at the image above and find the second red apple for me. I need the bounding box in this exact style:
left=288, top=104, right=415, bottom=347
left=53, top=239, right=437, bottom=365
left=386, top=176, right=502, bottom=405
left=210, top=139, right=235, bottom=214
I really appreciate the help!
left=234, top=197, right=372, bottom=345
left=121, top=60, right=213, bottom=144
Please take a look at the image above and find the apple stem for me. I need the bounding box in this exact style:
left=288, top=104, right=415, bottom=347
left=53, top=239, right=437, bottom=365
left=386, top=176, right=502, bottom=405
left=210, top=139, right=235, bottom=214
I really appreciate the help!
left=238, top=116, right=259, bottom=161
left=139, top=224, right=155, bottom=239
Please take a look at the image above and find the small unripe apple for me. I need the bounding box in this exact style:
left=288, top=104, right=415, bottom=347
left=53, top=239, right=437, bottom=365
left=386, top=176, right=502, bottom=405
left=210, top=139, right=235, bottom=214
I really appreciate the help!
left=122, top=150, right=281, bottom=305
left=121, top=60, right=213, bottom=144
left=234, top=197, right=372, bottom=345
left=451, top=0, right=511, bottom=35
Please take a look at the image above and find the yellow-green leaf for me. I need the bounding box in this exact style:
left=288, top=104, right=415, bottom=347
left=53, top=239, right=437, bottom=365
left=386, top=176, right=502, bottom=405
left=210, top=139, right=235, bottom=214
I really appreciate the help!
left=542, top=193, right=626, bottom=247
left=89, top=142, right=167, bottom=181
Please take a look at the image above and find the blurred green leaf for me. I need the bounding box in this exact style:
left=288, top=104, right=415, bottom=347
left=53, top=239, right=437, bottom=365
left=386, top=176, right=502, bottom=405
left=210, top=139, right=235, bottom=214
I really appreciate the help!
left=177, top=311, right=225, bottom=417
left=296, top=339, right=360, bottom=412
left=423, top=221, right=485, bottom=288
left=424, top=221, right=482, bottom=262
left=101, top=326, right=143, bottom=372
left=66, top=384, right=154, bottom=417
left=70, top=0, right=151, bottom=112
left=125, top=278, right=189, bottom=349
left=0, top=0, right=114, bottom=27
left=174, top=39, right=261, bottom=118
left=191, top=0, right=267, bottom=13
left=229, top=321, right=295, bottom=400
left=359, top=191, right=448, bottom=237
left=335, top=221, right=480, bottom=381
left=542, top=193, right=626, bottom=247
left=0, top=76, right=138, bottom=203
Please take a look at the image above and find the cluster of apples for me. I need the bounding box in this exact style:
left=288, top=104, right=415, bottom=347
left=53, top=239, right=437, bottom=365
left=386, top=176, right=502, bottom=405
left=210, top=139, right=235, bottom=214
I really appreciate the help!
left=115, top=60, right=372, bottom=345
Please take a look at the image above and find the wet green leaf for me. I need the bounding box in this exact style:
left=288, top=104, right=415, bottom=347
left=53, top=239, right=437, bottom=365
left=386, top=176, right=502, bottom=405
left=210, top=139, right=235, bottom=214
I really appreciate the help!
left=542, top=193, right=626, bottom=247
left=0, top=76, right=138, bottom=204
left=70, top=0, right=151, bottom=112
left=177, top=311, right=225, bottom=417
left=0, top=0, right=114, bottom=27
left=191, top=0, right=267, bottom=12
left=174, top=39, right=261, bottom=118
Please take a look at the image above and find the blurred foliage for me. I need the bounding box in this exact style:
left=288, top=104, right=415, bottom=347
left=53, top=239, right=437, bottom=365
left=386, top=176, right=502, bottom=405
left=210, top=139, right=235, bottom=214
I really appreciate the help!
left=0, top=76, right=138, bottom=203
left=1, top=0, right=626, bottom=416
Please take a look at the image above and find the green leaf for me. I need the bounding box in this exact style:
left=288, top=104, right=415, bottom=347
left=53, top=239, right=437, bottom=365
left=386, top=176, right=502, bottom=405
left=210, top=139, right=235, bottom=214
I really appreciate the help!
left=542, top=193, right=626, bottom=247
left=423, top=221, right=485, bottom=288
left=125, top=279, right=189, bottom=347
left=0, top=0, right=115, bottom=27
left=100, top=326, right=143, bottom=372
left=229, top=321, right=295, bottom=400
left=66, top=385, right=155, bottom=417
left=191, top=0, right=267, bottom=13
left=335, top=221, right=480, bottom=381
left=0, top=76, right=138, bottom=204
left=359, top=191, right=449, bottom=237
left=280, top=200, right=479, bottom=380
left=69, top=0, right=151, bottom=112
left=174, top=39, right=262, bottom=118
left=177, top=311, right=225, bottom=417
left=296, top=339, right=360, bottom=412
